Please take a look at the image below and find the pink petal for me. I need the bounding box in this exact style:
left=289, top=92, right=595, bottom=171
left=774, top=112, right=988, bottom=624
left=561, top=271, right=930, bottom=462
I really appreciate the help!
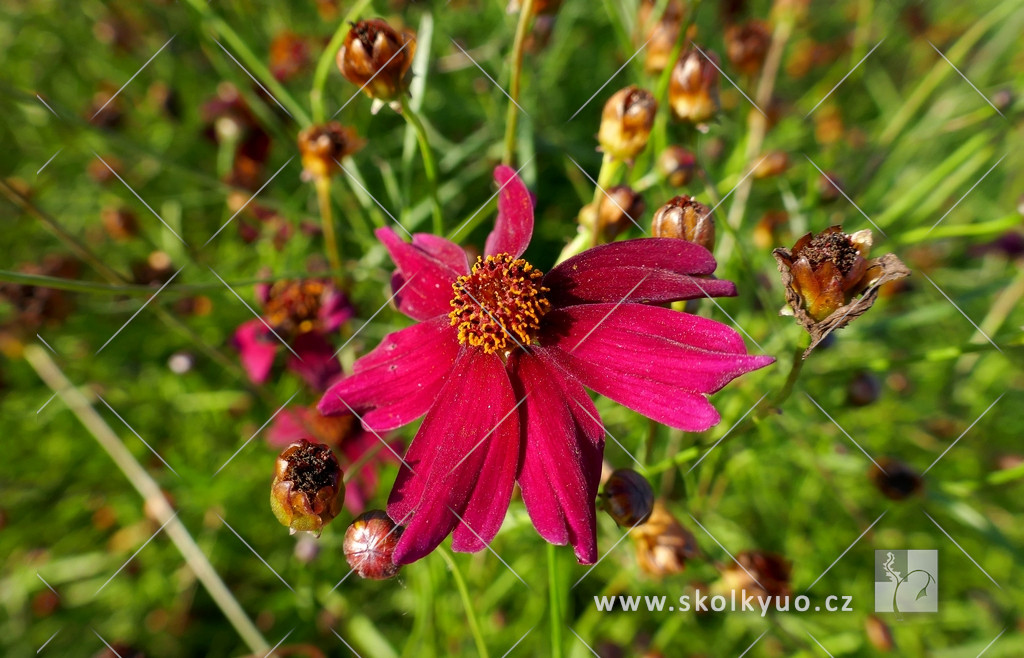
left=388, top=349, right=520, bottom=564
left=232, top=319, right=278, bottom=384
left=412, top=233, right=470, bottom=273
left=484, top=165, right=534, bottom=259
left=287, top=331, right=342, bottom=391
left=377, top=227, right=464, bottom=321
left=317, top=317, right=460, bottom=432
left=340, top=429, right=397, bottom=515
left=266, top=406, right=310, bottom=446
left=508, top=348, right=604, bottom=564
left=319, top=288, right=354, bottom=333
left=542, top=304, right=774, bottom=431
left=544, top=238, right=736, bottom=306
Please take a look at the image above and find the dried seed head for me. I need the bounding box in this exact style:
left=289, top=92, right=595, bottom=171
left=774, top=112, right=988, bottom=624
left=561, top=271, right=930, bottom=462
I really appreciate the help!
left=595, top=186, right=645, bottom=240
left=601, top=468, right=655, bottom=526
left=297, top=122, right=365, bottom=181
left=658, top=146, right=697, bottom=187
left=598, top=86, right=658, bottom=161
left=639, top=1, right=685, bottom=75
left=650, top=196, right=715, bottom=252
left=847, top=371, right=881, bottom=406
left=336, top=19, right=416, bottom=101
left=725, top=20, right=772, bottom=76
left=344, top=510, right=403, bottom=579
left=720, top=550, right=792, bottom=600
left=101, top=207, right=139, bottom=241
left=270, top=439, right=344, bottom=536
left=668, top=49, right=720, bottom=124
left=870, top=458, right=923, bottom=501
left=632, top=501, right=699, bottom=577
left=752, top=151, right=789, bottom=179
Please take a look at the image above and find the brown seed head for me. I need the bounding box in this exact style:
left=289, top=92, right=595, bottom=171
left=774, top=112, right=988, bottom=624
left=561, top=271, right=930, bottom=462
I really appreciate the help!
left=725, top=20, right=772, bottom=76
left=297, top=122, right=365, bottom=180
left=669, top=49, right=721, bottom=124
left=270, top=439, right=344, bottom=536
left=650, top=195, right=715, bottom=252
left=870, top=458, right=923, bottom=501
left=598, top=86, right=657, bottom=161
left=632, top=501, right=699, bottom=577
left=658, top=146, right=697, bottom=187
left=336, top=19, right=416, bottom=100
left=344, top=510, right=403, bottom=579
left=601, top=468, right=655, bottom=526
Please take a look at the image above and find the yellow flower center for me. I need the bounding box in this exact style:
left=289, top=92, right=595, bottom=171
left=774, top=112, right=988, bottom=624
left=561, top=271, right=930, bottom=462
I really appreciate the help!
left=449, top=253, right=551, bottom=355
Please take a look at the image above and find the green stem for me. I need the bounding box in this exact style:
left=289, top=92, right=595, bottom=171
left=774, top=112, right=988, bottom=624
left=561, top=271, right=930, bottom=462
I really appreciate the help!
left=589, top=153, right=622, bottom=247
left=24, top=345, right=271, bottom=656
left=438, top=548, right=489, bottom=658
left=182, top=0, right=311, bottom=125
left=310, top=0, right=374, bottom=124
left=547, top=542, right=565, bottom=658
left=315, top=176, right=344, bottom=283
left=399, top=96, right=443, bottom=234
left=503, top=0, right=534, bottom=166
left=757, top=339, right=807, bottom=419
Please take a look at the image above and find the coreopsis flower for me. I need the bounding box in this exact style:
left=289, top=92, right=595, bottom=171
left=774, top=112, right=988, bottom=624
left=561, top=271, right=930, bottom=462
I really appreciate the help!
left=773, top=226, right=910, bottom=356
left=870, top=458, right=923, bottom=501
left=650, top=196, right=715, bottom=252
left=600, top=469, right=654, bottom=526
left=270, top=439, right=344, bottom=535
left=632, top=501, right=699, bottom=577
left=233, top=279, right=352, bottom=389
left=669, top=49, right=721, bottom=125
left=319, top=166, right=772, bottom=564
left=597, top=86, right=657, bottom=161
left=267, top=403, right=399, bottom=513
left=658, top=146, right=697, bottom=187
left=297, top=122, right=365, bottom=181
left=718, top=550, right=791, bottom=601
left=725, top=20, right=772, bottom=76
left=336, top=19, right=416, bottom=101
left=344, top=510, right=404, bottom=580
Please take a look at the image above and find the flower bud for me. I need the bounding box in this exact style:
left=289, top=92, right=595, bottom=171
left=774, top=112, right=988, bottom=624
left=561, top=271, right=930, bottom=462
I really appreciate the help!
left=721, top=551, right=792, bottom=602
left=632, top=501, right=699, bottom=577
left=343, top=510, right=403, bottom=579
left=601, top=468, right=654, bottom=526
left=297, top=122, right=365, bottom=181
left=598, top=87, right=657, bottom=161
left=270, top=439, right=344, bottom=536
left=752, top=150, right=789, bottom=179
left=725, top=20, right=771, bottom=76
left=651, top=196, right=715, bottom=252
left=336, top=19, right=416, bottom=101
left=658, top=146, right=697, bottom=187
left=598, top=186, right=645, bottom=240
left=639, top=1, right=685, bottom=75
left=668, top=49, right=720, bottom=125
left=870, top=458, right=923, bottom=501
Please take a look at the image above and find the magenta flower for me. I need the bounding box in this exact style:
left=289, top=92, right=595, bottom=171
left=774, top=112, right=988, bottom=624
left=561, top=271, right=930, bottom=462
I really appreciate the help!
left=319, top=166, right=773, bottom=565
left=233, top=279, right=352, bottom=390
left=266, top=404, right=398, bottom=514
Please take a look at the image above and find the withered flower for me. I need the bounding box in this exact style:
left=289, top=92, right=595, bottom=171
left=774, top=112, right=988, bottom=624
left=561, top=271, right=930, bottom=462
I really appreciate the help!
left=651, top=196, right=714, bottom=252
left=297, top=122, right=365, bottom=181
left=658, top=146, right=697, bottom=187
left=336, top=19, right=416, bottom=101
left=870, top=458, right=923, bottom=501
left=600, top=468, right=654, bottom=526
left=270, top=439, right=344, bottom=535
left=752, top=150, right=789, bottom=179
left=632, top=501, right=699, bottom=577
left=719, top=550, right=791, bottom=601
left=668, top=49, right=721, bottom=125
left=639, top=0, right=685, bottom=75
left=101, top=207, right=139, bottom=241
left=725, top=20, right=772, bottom=76
left=591, top=186, right=645, bottom=241
left=773, top=226, right=910, bottom=357
left=598, top=86, right=658, bottom=161
left=344, top=510, right=404, bottom=580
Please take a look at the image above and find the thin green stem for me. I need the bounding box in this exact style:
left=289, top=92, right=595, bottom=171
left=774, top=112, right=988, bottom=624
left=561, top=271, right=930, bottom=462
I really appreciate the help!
left=24, top=345, right=270, bottom=656
left=316, top=176, right=344, bottom=283
left=400, top=96, right=444, bottom=234
left=310, top=0, right=374, bottom=124
left=503, top=0, right=534, bottom=166
left=547, top=542, right=565, bottom=658
left=437, top=548, right=489, bottom=658
left=589, top=153, right=622, bottom=247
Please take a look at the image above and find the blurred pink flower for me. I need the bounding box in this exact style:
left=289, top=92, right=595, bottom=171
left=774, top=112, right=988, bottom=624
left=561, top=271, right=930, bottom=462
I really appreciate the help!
left=233, top=279, right=352, bottom=390
left=320, top=166, right=773, bottom=565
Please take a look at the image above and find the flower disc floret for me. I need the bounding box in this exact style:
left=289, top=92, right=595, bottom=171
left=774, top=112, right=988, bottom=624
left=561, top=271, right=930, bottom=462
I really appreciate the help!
left=449, top=253, right=551, bottom=354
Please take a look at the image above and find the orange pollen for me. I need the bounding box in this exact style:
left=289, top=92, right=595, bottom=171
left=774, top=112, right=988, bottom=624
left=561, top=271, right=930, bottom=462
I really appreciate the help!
left=449, top=253, right=551, bottom=354
left=264, top=280, right=326, bottom=336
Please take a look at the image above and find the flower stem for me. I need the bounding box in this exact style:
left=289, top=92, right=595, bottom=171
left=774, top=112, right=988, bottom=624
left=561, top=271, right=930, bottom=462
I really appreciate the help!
left=438, top=547, right=489, bottom=658
left=503, top=0, right=534, bottom=166
left=589, top=152, right=622, bottom=248
left=24, top=345, right=271, bottom=656
left=315, top=176, right=344, bottom=283
left=399, top=96, right=443, bottom=234
left=547, top=542, right=565, bottom=658
left=310, top=0, right=374, bottom=124
left=757, top=338, right=807, bottom=419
